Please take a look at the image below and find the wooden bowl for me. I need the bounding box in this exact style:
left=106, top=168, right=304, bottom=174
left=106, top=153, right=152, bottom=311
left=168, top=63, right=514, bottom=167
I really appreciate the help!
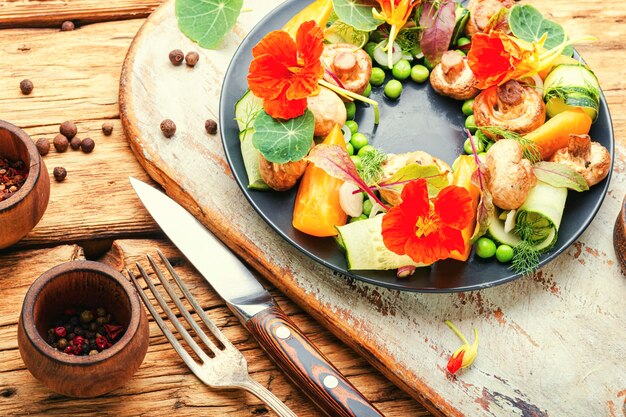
left=0, top=120, right=50, bottom=249
left=17, top=261, right=149, bottom=398
left=614, top=194, right=626, bottom=275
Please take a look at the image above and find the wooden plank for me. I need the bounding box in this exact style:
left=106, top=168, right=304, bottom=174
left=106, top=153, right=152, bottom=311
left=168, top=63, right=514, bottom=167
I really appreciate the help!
left=0, top=1, right=162, bottom=28
left=118, top=1, right=626, bottom=416
left=0, top=19, right=159, bottom=249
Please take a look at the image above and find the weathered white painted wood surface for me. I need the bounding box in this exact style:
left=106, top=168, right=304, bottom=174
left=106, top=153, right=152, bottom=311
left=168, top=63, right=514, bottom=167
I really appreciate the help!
left=119, top=1, right=626, bottom=415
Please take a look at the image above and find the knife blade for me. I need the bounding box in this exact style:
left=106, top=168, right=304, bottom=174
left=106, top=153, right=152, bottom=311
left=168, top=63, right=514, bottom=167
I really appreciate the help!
left=130, top=177, right=383, bottom=417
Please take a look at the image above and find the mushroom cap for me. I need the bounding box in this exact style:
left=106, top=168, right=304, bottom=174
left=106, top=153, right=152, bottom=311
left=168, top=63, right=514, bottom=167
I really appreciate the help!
left=474, top=81, right=546, bottom=139
left=430, top=51, right=480, bottom=101
left=322, top=43, right=372, bottom=96
left=550, top=134, right=611, bottom=187
left=466, top=0, right=514, bottom=36
left=379, top=151, right=453, bottom=206
left=307, top=86, right=347, bottom=137
left=258, top=153, right=309, bottom=192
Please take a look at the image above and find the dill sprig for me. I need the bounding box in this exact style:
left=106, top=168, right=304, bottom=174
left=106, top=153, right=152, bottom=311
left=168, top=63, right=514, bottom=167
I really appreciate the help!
left=394, top=27, right=422, bottom=57
left=479, top=126, right=542, bottom=164
left=511, top=240, right=541, bottom=275
left=358, top=149, right=387, bottom=186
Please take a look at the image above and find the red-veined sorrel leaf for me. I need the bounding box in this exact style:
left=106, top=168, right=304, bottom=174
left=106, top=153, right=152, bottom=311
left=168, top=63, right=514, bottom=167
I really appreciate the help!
left=465, top=128, right=494, bottom=242
left=534, top=162, right=589, bottom=192
left=419, top=0, right=456, bottom=66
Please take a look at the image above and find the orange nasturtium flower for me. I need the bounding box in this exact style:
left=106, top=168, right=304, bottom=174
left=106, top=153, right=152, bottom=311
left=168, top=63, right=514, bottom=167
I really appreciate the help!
left=247, top=21, right=324, bottom=120
left=445, top=320, right=479, bottom=374
left=468, top=31, right=577, bottom=89
left=373, top=0, right=422, bottom=68
left=381, top=179, right=473, bottom=265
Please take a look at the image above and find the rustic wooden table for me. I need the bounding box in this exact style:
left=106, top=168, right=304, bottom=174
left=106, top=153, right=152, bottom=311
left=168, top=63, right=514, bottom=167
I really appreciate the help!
left=0, top=1, right=624, bottom=417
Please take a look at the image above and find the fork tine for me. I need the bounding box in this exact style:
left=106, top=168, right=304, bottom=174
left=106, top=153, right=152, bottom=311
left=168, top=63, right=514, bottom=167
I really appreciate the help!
left=146, top=254, right=221, bottom=354
left=126, top=268, right=200, bottom=373
left=157, top=249, right=231, bottom=348
left=134, top=262, right=211, bottom=363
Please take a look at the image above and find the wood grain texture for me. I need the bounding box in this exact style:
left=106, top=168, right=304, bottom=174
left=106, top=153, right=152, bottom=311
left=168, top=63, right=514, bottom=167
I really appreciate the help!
left=0, top=0, right=162, bottom=28
left=0, top=19, right=159, bottom=249
left=119, top=1, right=626, bottom=416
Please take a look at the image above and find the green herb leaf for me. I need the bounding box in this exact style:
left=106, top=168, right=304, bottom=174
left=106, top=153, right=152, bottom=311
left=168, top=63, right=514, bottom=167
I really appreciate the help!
left=479, top=126, right=542, bottom=164
left=325, top=20, right=370, bottom=48
left=380, top=164, right=450, bottom=197
left=509, top=5, right=573, bottom=56
left=533, top=162, right=589, bottom=192
left=358, top=148, right=387, bottom=185
left=175, top=0, right=243, bottom=49
left=252, top=110, right=315, bottom=164
left=332, top=0, right=382, bottom=32
left=511, top=240, right=541, bottom=275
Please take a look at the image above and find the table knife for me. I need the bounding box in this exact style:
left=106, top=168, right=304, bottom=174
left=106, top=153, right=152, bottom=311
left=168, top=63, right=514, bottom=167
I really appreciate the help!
left=130, top=177, right=383, bottom=417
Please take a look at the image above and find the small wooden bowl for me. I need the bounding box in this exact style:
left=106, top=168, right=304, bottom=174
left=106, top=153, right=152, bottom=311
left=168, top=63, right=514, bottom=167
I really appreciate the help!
left=614, top=194, right=626, bottom=275
left=17, top=261, right=149, bottom=398
left=0, top=120, right=50, bottom=249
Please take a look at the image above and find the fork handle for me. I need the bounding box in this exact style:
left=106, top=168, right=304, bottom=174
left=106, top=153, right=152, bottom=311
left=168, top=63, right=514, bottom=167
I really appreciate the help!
left=241, top=377, right=297, bottom=417
left=245, top=305, right=383, bottom=417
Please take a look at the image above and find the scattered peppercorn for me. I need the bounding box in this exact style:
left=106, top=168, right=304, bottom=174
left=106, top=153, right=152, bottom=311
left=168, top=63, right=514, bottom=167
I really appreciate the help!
left=102, top=122, right=113, bottom=136
left=160, top=119, right=176, bottom=138
left=80, top=309, right=94, bottom=323
left=53, top=167, right=67, bottom=182
left=96, top=307, right=106, bottom=317
left=185, top=51, right=200, bottom=67
left=36, top=138, right=50, bottom=156
left=205, top=119, right=218, bottom=135
left=69, top=137, right=81, bottom=150
left=80, top=138, right=95, bottom=153
left=168, top=49, right=184, bottom=66
left=61, top=21, right=75, bottom=31
left=0, top=158, right=28, bottom=202
left=53, top=134, right=69, bottom=152
left=19, top=79, right=33, bottom=95
left=59, top=121, right=77, bottom=139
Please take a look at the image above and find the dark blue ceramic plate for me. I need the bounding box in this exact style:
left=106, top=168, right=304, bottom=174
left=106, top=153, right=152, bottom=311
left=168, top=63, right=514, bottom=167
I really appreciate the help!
left=219, top=1, right=614, bottom=292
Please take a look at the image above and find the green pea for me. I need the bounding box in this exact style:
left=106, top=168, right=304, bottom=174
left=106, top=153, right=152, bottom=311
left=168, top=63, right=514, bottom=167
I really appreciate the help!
left=345, top=120, right=359, bottom=134
left=370, top=67, right=386, bottom=87
left=457, top=37, right=471, bottom=48
left=346, top=142, right=355, bottom=156
left=363, top=82, right=372, bottom=97
left=384, top=80, right=403, bottom=100
left=475, top=237, right=497, bottom=259
left=465, top=114, right=477, bottom=134
left=463, top=138, right=473, bottom=155
left=423, top=57, right=434, bottom=71
left=357, top=144, right=376, bottom=157
left=350, top=214, right=368, bottom=223
left=392, top=59, right=412, bottom=81
left=496, top=244, right=515, bottom=263
left=350, top=155, right=363, bottom=170
left=486, top=141, right=495, bottom=152
left=410, top=65, right=430, bottom=84
left=362, top=199, right=373, bottom=216
left=455, top=49, right=466, bottom=57
left=345, top=101, right=356, bottom=120
left=364, top=42, right=378, bottom=60
left=462, top=99, right=475, bottom=116
left=350, top=132, right=369, bottom=151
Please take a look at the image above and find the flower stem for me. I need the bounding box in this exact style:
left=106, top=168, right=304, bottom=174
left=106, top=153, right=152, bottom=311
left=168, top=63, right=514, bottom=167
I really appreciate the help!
left=319, top=79, right=380, bottom=124
left=445, top=320, right=470, bottom=345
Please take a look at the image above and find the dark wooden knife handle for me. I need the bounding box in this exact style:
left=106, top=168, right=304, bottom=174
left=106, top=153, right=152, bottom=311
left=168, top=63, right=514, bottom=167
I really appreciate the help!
left=246, top=305, right=383, bottom=417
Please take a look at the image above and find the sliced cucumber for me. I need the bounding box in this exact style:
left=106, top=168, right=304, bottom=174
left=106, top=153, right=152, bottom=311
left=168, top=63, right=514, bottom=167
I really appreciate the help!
left=373, top=41, right=402, bottom=68
left=489, top=209, right=521, bottom=247
left=235, top=90, right=264, bottom=132
left=239, top=129, right=269, bottom=191
left=324, top=21, right=369, bottom=48
left=337, top=215, right=427, bottom=270
left=543, top=64, right=600, bottom=122
left=545, top=93, right=598, bottom=122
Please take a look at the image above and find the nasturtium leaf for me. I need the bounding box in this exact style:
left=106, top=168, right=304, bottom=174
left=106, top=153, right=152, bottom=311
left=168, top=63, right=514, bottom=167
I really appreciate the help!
left=252, top=110, right=315, bottom=164
left=380, top=164, right=450, bottom=197
left=533, top=162, right=589, bottom=192
left=509, top=5, right=573, bottom=56
left=176, top=0, right=243, bottom=49
left=332, top=0, right=382, bottom=32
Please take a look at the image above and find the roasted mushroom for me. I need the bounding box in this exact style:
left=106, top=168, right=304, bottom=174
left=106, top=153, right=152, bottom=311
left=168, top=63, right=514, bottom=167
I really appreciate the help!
left=307, top=87, right=347, bottom=137
left=474, top=80, right=546, bottom=139
left=379, top=151, right=453, bottom=206
left=258, top=154, right=309, bottom=192
left=465, top=0, right=514, bottom=37
left=322, top=43, right=372, bottom=96
left=485, top=139, right=536, bottom=210
left=551, top=134, right=611, bottom=187
left=430, top=51, right=480, bottom=100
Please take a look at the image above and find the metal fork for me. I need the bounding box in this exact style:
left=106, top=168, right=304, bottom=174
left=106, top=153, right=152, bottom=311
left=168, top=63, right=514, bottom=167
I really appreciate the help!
left=127, top=250, right=296, bottom=417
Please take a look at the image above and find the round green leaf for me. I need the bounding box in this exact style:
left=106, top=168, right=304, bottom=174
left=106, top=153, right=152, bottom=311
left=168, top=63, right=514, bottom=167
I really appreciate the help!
left=176, top=0, right=243, bottom=49
left=252, top=110, right=315, bottom=164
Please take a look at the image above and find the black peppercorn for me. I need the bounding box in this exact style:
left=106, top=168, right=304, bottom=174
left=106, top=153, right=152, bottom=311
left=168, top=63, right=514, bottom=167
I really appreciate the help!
left=53, top=134, right=69, bottom=152
left=68, top=333, right=76, bottom=341
left=169, top=49, right=184, bottom=66
left=20, top=79, right=33, bottom=95
left=53, top=167, right=67, bottom=182
left=80, top=138, right=95, bottom=153
left=74, top=327, right=83, bottom=336
left=36, top=138, right=50, bottom=156
left=185, top=51, right=200, bottom=67
left=60, top=121, right=77, bottom=139
left=90, top=322, right=98, bottom=331
left=205, top=119, right=218, bottom=135
left=96, top=307, right=106, bottom=317
left=70, top=136, right=82, bottom=150
left=82, top=344, right=90, bottom=354
left=61, top=21, right=75, bottom=31
left=96, top=316, right=107, bottom=325
left=160, top=119, right=176, bottom=138
left=69, top=316, right=79, bottom=326
left=102, top=123, right=113, bottom=136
